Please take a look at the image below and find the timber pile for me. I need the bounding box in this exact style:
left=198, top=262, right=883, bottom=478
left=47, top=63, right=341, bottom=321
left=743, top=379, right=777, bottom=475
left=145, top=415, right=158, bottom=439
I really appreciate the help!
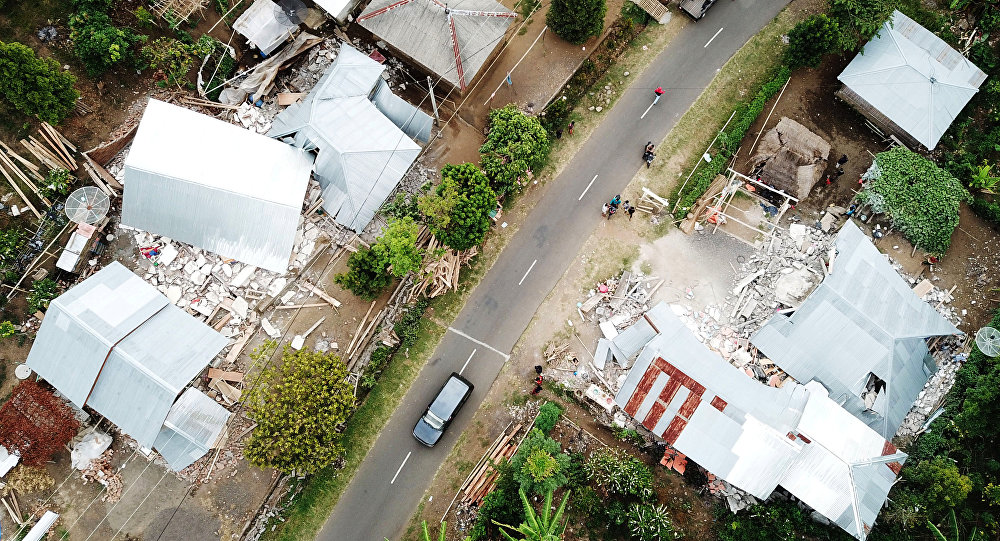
left=20, top=122, right=77, bottom=172
left=1, top=490, right=23, bottom=527
left=459, top=423, right=524, bottom=506
left=410, top=236, right=477, bottom=300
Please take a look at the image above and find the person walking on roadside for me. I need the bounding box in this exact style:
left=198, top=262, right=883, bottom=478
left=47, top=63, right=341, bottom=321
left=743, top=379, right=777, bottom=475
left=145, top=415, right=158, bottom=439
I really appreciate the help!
left=628, top=205, right=636, bottom=220
left=568, top=121, right=575, bottom=135
left=531, top=365, right=544, bottom=395
left=653, top=86, right=665, bottom=105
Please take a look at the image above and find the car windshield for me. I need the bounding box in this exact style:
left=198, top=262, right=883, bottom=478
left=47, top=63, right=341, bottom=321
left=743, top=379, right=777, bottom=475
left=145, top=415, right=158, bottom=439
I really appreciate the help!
left=424, top=410, right=446, bottom=430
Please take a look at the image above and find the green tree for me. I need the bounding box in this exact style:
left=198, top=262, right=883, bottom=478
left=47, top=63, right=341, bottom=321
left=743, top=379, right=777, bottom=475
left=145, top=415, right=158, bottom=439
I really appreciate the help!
left=783, top=14, right=840, bottom=69
left=27, top=278, right=59, bottom=313
left=334, top=246, right=394, bottom=301
left=69, top=10, right=145, bottom=76
left=0, top=42, right=79, bottom=124
left=904, top=457, right=973, bottom=516
left=371, top=217, right=422, bottom=278
left=545, top=0, right=606, bottom=44
left=829, top=0, right=896, bottom=52
left=480, top=105, right=551, bottom=196
left=495, top=488, right=570, bottom=541
left=419, top=163, right=497, bottom=251
left=509, top=428, right=570, bottom=495
left=243, top=342, right=355, bottom=475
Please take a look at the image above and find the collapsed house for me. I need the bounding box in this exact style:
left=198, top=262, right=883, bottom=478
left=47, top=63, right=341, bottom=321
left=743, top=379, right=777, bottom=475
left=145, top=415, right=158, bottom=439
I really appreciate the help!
left=25, top=262, right=231, bottom=471
left=234, top=0, right=300, bottom=55
left=357, top=0, right=516, bottom=93
left=748, top=117, right=831, bottom=200
left=268, top=44, right=431, bottom=231
left=836, top=10, right=987, bottom=150
left=122, top=99, right=314, bottom=273
left=615, top=304, right=906, bottom=540
left=751, top=221, right=959, bottom=439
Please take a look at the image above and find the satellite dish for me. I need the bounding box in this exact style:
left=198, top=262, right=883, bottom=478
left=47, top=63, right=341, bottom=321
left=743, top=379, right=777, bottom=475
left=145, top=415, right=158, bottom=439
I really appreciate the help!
left=975, top=327, right=1000, bottom=357
left=14, top=364, right=31, bottom=380
left=65, top=186, right=110, bottom=224
left=274, top=0, right=307, bottom=26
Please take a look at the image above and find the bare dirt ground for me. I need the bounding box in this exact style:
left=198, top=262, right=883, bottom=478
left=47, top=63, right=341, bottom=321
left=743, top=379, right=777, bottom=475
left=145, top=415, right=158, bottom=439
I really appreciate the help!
left=732, top=52, right=1000, bottom=332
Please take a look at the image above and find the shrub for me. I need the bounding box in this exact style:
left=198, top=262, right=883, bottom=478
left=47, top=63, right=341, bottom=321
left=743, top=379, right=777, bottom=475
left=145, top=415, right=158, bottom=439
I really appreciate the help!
left=143, top=35, right=216, bottom=87
left=470, top=462, right=524, bottom=540
left=628, top=503, right=677, bottom=541
left=69, top=10, right=146, bottom=76
left=393, top=298, right=429, bottom=349
left=903, top=456, right=973, bottom=516
left=134, top=5, right=154, bottom=27
left=40, top=168, right=73, bottom=199
left=859, top=146, right=970, bottom=254
left=383, top=192, right=422, bottom=221
left=0, top=228, right=25, bottom=264
left=585, top=448, right=653, bottom=501
left=716, top=501, right=828, bottom=541
left=0, top=381, right=81, bottom=466
left=243, top=343, right=355, bottom=475
left=418, top=163, right=497, bottom=251
left=546, top=0, right=606, bottom=44
left=480, top=105, right=550, bottom=196
left=0, top=320, right=16, bottom=338
left=72, top=0, right=113, bottom=10
left=509, top=428, right=570, bottom=494
left=27, top=278, right=59, bottom=313
left=784, top=14, right=839, bottom=69
left=620, top=1, right=651, bottom=25
left=534, top=401, right=562, bottom=434
left=971, top=196, right=1000, bottom=227
left=361, top=346, right=393, bottom=390
left=0, top=42, right=79, bottom=124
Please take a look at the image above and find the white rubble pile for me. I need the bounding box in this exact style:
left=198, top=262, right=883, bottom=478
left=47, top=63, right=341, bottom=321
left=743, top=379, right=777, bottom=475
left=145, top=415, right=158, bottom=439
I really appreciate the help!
left=896, top=336, right=967, bottom=439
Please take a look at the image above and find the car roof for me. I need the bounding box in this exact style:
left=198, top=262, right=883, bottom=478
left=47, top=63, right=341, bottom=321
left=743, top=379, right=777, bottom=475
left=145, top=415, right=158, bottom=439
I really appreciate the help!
left=428, top=374, right=472, bottom=418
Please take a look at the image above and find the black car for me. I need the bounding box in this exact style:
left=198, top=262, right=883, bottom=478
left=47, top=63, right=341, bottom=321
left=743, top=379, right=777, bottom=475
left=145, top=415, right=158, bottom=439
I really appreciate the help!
left=413, top=373, right=474, bottom=447
left=680, top=0, right=718, bottom=19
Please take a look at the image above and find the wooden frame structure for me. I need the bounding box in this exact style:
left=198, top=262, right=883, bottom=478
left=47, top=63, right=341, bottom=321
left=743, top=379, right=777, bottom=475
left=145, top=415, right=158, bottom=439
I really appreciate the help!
left=701, top=168, right=798, bottom=246
left=151, top=0, right=209, bottom=27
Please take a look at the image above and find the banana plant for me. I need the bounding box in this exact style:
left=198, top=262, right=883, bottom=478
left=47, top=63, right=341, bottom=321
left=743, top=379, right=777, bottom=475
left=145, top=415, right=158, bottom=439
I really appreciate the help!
left=927, top=509, right=978, bottom=541
left=494, top=488, right=571, bottom=541
left=969, top=160, right=1000, bottom=194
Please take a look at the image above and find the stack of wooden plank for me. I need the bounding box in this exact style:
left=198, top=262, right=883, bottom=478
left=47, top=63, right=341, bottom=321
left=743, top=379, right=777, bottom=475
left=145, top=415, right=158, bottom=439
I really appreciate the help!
left=20, top=122, right=77, bottom=172
left=410, top=236, right=478, bottom=300
left=0, top=141, right=47, bottom=218
left=459, top=423, right=524, bottom=506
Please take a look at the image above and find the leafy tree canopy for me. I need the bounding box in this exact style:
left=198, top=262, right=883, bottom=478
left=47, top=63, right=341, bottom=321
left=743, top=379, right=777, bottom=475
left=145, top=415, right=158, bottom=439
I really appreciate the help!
left=419, top=163, right=497, bottom=251
left=372, top=217, right=422, bottom=278
left=784, top=14, right=840, bottom=69
left=859, top=146, right=970, bottom=254
left=546, top=0, right=606, bottom=45
left=829, top=0, right=895, bottom=52
left=0, top=41, right=79, bottom=124
left=903, top=457, right=973, bottom=517
left=243, top=342, right=355, bottom=475
left=509, top=428, right=570, bottom=495
left=480, top=105, right=550, bottom=196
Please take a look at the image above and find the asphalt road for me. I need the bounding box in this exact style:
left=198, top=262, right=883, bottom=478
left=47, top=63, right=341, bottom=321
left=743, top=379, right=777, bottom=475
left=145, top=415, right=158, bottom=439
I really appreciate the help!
left=318, top=2, right=792, bottom=539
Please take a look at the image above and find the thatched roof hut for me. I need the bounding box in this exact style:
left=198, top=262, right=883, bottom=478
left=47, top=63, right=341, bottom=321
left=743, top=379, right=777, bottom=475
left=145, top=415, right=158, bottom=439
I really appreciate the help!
left=749, top=117, right=831, bottom=199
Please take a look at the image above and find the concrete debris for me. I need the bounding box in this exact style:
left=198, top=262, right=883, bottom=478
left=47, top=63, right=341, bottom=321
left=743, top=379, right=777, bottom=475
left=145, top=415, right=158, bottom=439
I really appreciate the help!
left=896, top=335, right=967, bottom=439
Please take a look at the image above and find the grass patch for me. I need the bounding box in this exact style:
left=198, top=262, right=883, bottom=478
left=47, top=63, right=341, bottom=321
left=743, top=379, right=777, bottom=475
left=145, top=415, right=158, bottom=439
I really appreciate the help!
left=644, top=3, right=820, bottom=215
left=260, top=318, right=446, bottom=541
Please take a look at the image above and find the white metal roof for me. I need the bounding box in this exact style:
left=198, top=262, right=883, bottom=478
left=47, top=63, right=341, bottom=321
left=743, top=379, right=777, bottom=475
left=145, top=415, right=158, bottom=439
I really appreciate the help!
left=25, top=262, right=228, bottom=449
left=837, top=10, right=987, bottom=149
left=123, top=99, right=314, bottom=272
left=752, top=220, right=959, bottom=439
left=154, top=388, right=231, bottom=471
left=615, top=303, right=906, bottom=540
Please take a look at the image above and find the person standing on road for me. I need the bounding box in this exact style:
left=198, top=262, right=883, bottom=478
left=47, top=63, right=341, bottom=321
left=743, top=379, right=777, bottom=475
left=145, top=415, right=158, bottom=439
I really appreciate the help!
left=653, top=86, right=665, bottom=104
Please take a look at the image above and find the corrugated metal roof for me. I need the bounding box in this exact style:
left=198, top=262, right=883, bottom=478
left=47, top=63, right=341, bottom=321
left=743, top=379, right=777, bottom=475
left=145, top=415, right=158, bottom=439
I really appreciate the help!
left=154, top=388, right=231, bottom=471
left=123, top=99, right=314, bottom=273
left=752, top=220, right=958, bottom=439
left=268, top=45, right=425, bottom=231
left=24, top=262, right=227, bottom=448
left=615, top=303, right=906, bottom=540
left=357, top=0, right=514, bottom=90
left=233, top=0, right=298, bottom=54
left=838, top=11, right=987, bottom=149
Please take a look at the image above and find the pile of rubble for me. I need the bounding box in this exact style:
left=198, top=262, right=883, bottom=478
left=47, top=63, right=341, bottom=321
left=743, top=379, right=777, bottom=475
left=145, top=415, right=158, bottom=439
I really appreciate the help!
left=896, top=335, right=968, bottom=439
left=80, top=449, right=124, bottom=503
left=707, top=473, right=758, bottom=512
left=579, top=270, right=662, bottom=329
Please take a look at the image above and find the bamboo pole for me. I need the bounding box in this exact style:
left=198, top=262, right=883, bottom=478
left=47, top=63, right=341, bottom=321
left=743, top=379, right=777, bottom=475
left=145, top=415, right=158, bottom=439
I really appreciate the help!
left=0, top=161, right=41, bottom=218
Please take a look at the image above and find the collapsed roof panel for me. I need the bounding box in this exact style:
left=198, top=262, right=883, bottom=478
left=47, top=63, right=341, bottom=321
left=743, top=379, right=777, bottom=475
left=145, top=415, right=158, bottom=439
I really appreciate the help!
left=123, top=99, right=314, bottom=273
left=752, top=221, right=959, bottom=439
left=154, top=388, right=231, bottom=471
left=233, top=0, right=299, bottom=55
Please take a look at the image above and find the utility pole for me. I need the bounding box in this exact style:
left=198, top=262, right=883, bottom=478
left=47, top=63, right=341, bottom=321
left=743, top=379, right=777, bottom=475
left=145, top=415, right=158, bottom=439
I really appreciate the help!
left=427, top=76, right=439, bottom=123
